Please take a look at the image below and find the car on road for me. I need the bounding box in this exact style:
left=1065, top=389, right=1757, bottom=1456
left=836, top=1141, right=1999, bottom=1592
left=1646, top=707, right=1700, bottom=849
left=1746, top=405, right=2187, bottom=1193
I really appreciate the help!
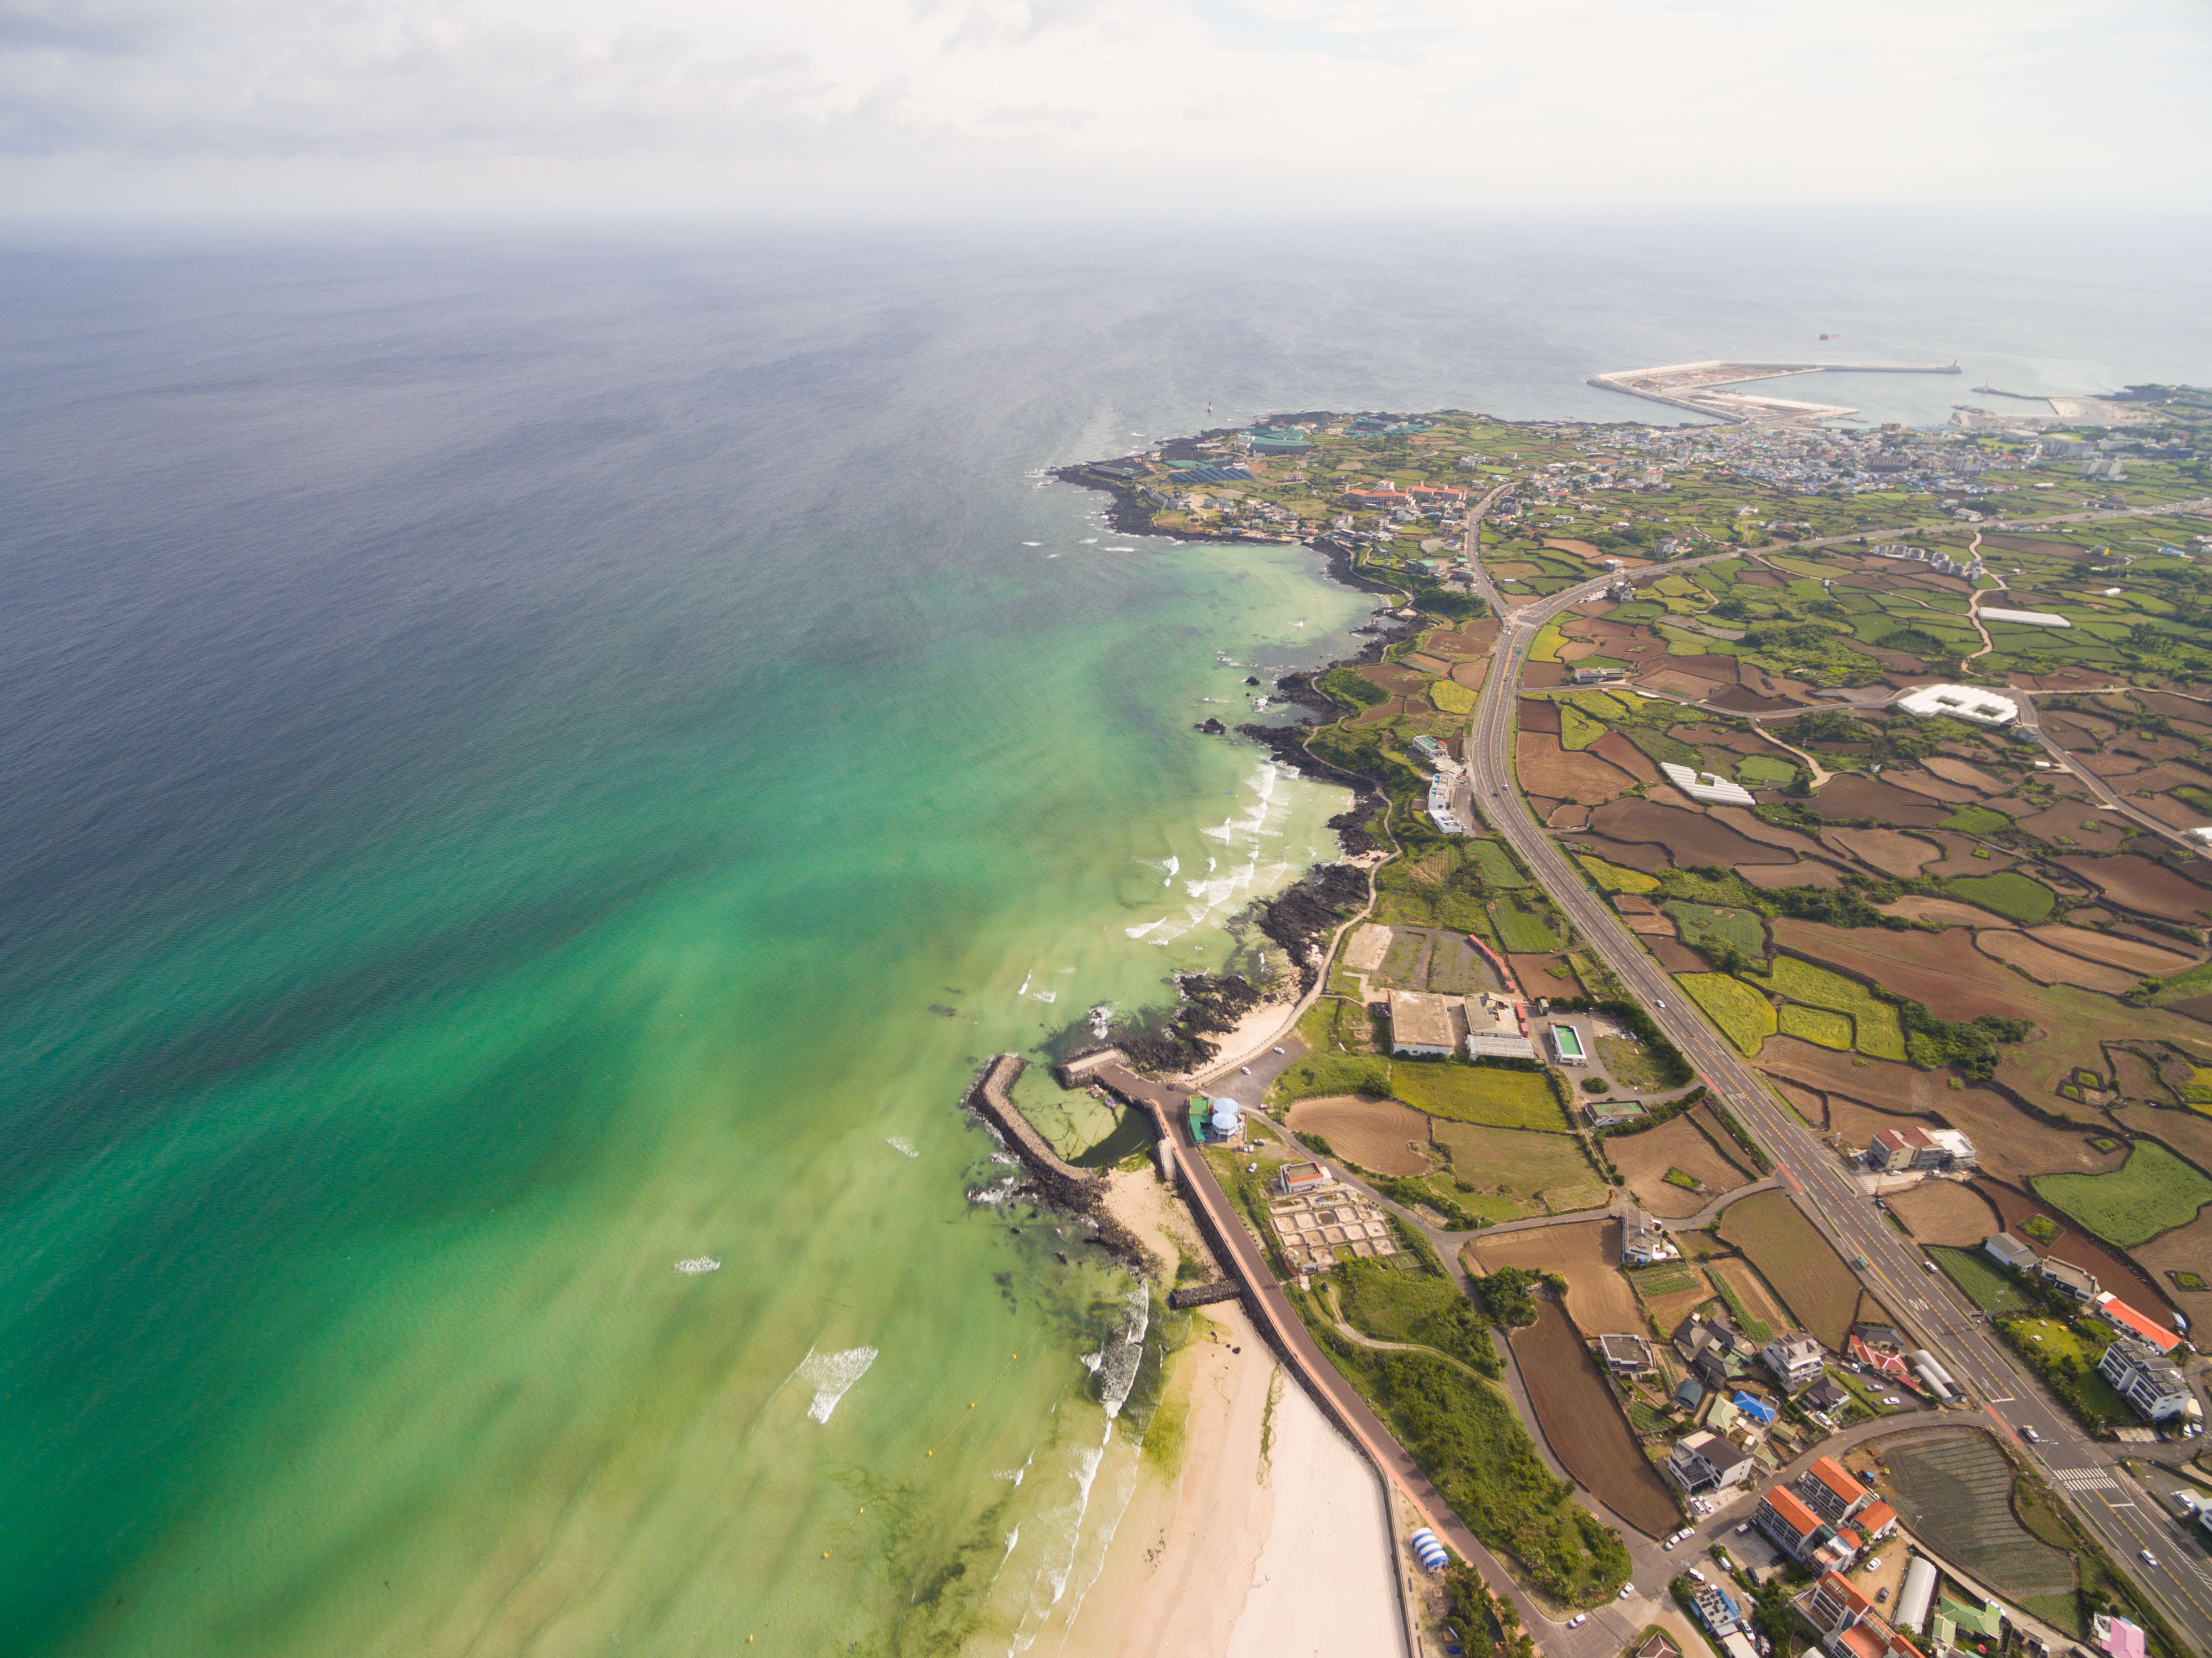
left=2021, top=1425, right=2040, bottom=1444
left=1735, top=1523, right=1750, bottom=1535
left=2139, top=1549, right=2159, bottom=1569
left=1883, top=1396, right=1902, bottom=1406
left=1923, top=1258, right=1939, bottom=1273
left=1567, top=1615, right=1588, bottom=1630
left=1239, top=1066, right=1251, bottom=1074
left=1876, top=1588, right=1890, bottom=1605
left=1865, top=1558, right=1882, bottom=1574
left=1620, top=1584, right=1636, bottom=1600
left=1271, top=1046, right=1284, bottom=1055
left=1686, top=1568, right=1706, bottom=1584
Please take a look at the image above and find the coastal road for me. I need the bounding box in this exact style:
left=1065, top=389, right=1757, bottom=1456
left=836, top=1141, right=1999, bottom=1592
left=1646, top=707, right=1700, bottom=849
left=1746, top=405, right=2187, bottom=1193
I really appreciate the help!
left=1463, top=565, right=2212, bottom=1649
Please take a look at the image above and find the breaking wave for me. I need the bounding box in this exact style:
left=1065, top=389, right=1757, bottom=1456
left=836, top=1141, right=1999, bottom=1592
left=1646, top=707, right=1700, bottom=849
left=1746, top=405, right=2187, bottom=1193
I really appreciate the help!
left=796, top=1345, right=878, bottom=1424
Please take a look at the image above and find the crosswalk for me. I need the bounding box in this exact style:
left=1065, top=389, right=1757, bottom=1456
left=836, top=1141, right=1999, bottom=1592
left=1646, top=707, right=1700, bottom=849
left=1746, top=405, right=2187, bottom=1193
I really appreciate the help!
left=2050, top=1467, right=2119, bottom=1492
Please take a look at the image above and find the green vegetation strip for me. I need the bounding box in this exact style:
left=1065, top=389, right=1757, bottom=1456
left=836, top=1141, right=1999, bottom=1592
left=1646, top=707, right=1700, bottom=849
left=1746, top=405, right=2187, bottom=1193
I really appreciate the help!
left=1928, top=1246, right=2036, bottom=1316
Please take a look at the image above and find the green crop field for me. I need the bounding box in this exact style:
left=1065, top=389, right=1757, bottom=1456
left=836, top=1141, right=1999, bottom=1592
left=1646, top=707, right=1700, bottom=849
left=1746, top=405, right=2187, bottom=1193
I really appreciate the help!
left=1939, top=805, right=2014, bottom=835
left=1430, top=679, right=1475, bottom=714
left=1392, top=1063, right=1570, bottom=1131
left=1491, top=895, right=1563, bottom=953
left=1929, top=1246, right=2036, bottom=1315
left=1678, top=973, right=1776, bottom=1057
left=1758, top=956, right=1907, bottom=1060
left=1779, top=1004, right=1853, bottom=1049
left=1736, top=754, right=1797, bottom=786
left=1471, top=839, right=1531, bottom=889
left=1666, top=902, right=1763, bottom=960
left=1559, top=704, right=1607, bottom=751
left=1944, top=872, right=2058, bottom=925
left=1580, top=854, right=1658, bottom=894
left=2031, top=1141, right=2212, bottom=1246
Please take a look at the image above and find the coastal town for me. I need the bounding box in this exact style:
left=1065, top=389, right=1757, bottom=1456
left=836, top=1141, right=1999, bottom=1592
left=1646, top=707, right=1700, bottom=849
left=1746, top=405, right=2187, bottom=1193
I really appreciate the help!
left=990, top=375, right=2212, bottom=1658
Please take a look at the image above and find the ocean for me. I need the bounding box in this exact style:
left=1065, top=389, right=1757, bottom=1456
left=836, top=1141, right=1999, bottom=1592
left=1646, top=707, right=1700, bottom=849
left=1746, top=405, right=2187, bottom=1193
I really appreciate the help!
left=3, top=211, right=2208, bottom=1656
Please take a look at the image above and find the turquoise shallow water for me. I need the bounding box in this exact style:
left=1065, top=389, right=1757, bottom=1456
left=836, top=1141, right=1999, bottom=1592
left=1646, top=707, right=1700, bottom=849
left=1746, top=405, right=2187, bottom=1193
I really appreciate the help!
left=3, top=216, right=2209, bottom=1655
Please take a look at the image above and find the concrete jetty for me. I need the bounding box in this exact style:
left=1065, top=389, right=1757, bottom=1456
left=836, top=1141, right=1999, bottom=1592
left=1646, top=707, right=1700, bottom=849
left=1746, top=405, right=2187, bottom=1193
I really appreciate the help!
left=964, top=1053, right=1101, bottom=1210
left=1588, top=359, right=1960, bottom=425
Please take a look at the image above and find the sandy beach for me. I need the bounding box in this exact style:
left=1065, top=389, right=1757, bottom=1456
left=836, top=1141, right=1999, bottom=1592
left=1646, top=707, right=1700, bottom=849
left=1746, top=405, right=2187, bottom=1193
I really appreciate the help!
left=1040, top=1170, right=1405, bottom=1657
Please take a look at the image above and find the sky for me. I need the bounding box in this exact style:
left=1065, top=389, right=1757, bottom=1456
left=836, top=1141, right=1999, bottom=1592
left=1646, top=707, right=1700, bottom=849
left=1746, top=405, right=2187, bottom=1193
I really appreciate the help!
left=1, top=0, right=2208, bottom=217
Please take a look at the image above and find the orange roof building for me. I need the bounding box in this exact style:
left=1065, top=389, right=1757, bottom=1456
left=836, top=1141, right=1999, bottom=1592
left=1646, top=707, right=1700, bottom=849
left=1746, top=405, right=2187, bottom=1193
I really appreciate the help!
left=1800, top=1456, right=1871, bottom=1523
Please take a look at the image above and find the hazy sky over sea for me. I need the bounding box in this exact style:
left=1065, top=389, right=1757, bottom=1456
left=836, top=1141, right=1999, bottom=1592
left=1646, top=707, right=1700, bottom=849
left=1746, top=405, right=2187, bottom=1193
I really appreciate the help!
left=2, top=0, right=2208, bottom=216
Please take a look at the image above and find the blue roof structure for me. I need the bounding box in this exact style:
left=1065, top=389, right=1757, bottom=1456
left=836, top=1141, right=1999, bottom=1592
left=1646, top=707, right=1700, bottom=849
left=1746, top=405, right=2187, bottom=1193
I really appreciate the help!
left=1731, top=1390, right=1777, bottom=1424
left=1166, top=464, right=1252, bottom=484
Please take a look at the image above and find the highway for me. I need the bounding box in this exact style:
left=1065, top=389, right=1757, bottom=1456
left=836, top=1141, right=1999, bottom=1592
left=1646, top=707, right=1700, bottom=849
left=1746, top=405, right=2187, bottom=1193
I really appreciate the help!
left=1458, top=554, right=2212, bottom=1649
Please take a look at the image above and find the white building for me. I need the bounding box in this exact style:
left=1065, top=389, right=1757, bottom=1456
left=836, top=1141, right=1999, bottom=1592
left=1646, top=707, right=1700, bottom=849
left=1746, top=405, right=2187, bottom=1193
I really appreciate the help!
left=1763, top=1332, right=1827, bottom=1390
left=1666, top=1430, right=1754, bottom=1494
left=1388, top=991, right=1459, bottom=1058
left=2097, top=1337, right=2202, bottom=1427
left=1894, top=684, right=2018, bottom=725
left=1660, top=761, right=1758, bottom=806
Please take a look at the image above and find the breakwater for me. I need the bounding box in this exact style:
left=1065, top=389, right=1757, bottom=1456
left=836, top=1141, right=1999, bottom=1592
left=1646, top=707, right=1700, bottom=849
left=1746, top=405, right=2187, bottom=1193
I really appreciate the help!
left=963, top=1054, right=1154, bottom=1271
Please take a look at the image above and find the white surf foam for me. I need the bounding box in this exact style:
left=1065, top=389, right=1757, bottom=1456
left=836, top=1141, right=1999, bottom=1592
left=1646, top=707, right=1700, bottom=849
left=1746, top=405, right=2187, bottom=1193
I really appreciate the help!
left=673, top=1256, right=721, bottom=1276
left=886, top=1135, right=919, bottom=1159
left=796, top=1345, right=878, bottom=1424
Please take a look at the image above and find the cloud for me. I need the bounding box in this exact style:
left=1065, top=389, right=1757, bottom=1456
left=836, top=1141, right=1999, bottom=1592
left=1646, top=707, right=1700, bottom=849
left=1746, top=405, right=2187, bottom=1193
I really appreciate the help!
left=0, top=0, right=2205, bottom=212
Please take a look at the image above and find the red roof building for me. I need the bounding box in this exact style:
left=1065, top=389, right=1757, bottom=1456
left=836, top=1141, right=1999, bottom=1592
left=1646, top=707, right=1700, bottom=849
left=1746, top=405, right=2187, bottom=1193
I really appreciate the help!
left=2095, top=1293, right=2181, bottom=1353
left=1855, top=1501, right=1898, bottom=1540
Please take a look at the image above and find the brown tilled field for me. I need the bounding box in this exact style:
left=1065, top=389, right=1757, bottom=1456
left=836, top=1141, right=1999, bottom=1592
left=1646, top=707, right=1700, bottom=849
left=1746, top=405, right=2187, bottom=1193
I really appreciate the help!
left=1716, top=1190, right=1861, bottom=1348
left=1974, top=932, right=2138, bottom=994
left=1973, top=1178, right=2181, bottom=1319
left=1769, top=920, right=2044, bottom=1022
left=1739, top=859, right=1844, bottom=889
left=2057, top=854, right=2212, bottom=922
left=1885, top=769, right=1981, bottom=805
left=1875, top=896, right=2015, bottom=928
left=1812, top=774, right=1949, bottom=827
left=1885, top=1180, right=2000, bottom=1246
left=1590, top=731, right=1660, bottom=783
left=1608, top=1117, right=1752, bottom=1219
left=1287, top=1096, right=1432, bottom=1175
left=1921, top=755, right=2005, bottom=792
left=1517, top=731, right=1635, bottom=804
left=1519, top=697, right=1562, bottom=734
left=1586, top=799, right=1793, bottom=866
left=1509, top=953, right=1583, bottom=996
left=1641, top=1274, right=1721, bottom=1338
left=1709, top=1255, right=1792, bottom=1339
left=1825, top=828, right=1939, bottom=878
left=1466, top=1218, right=1641, bottom=1332
left=1509, top=1300, right=1681, bottom=1537
left=2133, top=1209, right=2212, bottom=1331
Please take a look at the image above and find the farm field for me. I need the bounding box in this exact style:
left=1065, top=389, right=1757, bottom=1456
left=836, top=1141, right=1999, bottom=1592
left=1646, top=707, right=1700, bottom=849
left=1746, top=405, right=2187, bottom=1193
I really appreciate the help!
left=1508, top=1300, right=1680, bottom=1538
left=1676, top=971, right=1775, bottom=1057
left=1607, top=1115, right=1752, bottom=1219
left=1431, top=1120, right=1604, bottom=1218
left=1392, top=1061, right=1569, bottom=1130
left=1875, top=1429, right=2077, bottom=1606
left=2132, top=1208, right=2212, bottom=1331
left=1716, top=1190, right=1865, bottom=1348
left=1466, top=1218, right=1641, bottom=1332
left=1928, top=1246, right=2036, bottom=1316
left=1287, top=1095, right=1431, bottom=1175
left=1706, top=1256, right=1784, bottom=1343
left=1760, top=955, right=1907, bottom=1060
left=1885, top=1179, right=1999, bottom=1246
left=1943, top=872, right=2058, bottom=924
left=2031, top=1140, right=2212, bottom=1247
